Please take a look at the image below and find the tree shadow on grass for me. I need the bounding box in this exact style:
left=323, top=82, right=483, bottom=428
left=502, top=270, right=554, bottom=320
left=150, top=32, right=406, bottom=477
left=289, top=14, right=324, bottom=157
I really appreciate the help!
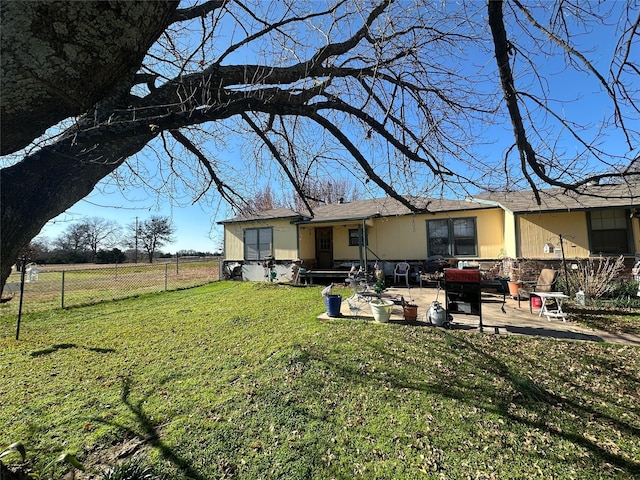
left=30, top=343, right=116, bottom=357
left=304, top=331, right=640, bottom=477
left=453, top=335, right=640, bottom=475
left=568, top=306, right=640, bottom=335
left=95, top=375, right=206, bottom=480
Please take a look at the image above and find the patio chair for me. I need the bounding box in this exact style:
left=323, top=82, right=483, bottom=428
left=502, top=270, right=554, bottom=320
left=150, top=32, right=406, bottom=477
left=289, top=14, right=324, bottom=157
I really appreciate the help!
left=393, top=262, right=411, bottom=287
left=518, top=269, right=559, bottom=313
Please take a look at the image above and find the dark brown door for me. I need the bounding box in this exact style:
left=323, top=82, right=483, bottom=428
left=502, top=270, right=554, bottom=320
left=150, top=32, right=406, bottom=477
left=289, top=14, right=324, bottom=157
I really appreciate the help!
left=315, top=227, right=333, bottom=269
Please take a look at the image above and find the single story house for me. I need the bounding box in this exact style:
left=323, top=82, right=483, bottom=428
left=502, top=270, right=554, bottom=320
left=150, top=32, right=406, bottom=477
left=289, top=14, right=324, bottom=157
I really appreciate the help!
left=218, top=182, right=640, bottom=282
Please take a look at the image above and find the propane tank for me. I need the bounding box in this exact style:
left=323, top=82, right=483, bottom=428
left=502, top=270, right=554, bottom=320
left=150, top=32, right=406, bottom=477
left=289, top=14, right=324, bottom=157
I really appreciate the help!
left=428, top=300, right=446, bottom=326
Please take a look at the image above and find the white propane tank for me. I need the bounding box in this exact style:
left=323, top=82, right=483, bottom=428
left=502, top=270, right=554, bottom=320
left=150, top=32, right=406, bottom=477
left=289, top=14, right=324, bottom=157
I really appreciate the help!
left=428, top=300, right=447, bottom=326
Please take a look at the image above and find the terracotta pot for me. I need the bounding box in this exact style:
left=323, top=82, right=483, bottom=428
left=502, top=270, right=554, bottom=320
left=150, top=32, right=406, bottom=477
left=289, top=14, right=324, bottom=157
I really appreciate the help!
left=403, top=305, right=418, bottom=322
left=507, top=281, right=522, bottom=298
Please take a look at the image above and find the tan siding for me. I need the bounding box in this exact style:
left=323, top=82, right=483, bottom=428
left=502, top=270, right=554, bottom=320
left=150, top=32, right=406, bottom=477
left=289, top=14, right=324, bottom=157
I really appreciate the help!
left=517, top=212, right=590, bottom=258
left=223, top=219, right=299, bottom=261
left=298, top=226, right=315, bottom=262
left=368, top=216, right=426, bottom=260
left=324, top=208, right=505, bottom=261
left=475, top=209, right=505, bottom=258
left=503, top=210, right=517, bottom=258
left=331, top=224, right=363, bottom=260
left=223, top=224, right=244, bottom=260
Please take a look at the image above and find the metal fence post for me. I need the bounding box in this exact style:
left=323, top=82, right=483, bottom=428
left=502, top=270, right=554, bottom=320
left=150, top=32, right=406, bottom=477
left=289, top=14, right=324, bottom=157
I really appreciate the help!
left=165, top=263, right=168, bottom=291
left=61, top=270, right=65, bottom=309
left=15, top=256, right=27, bottom=340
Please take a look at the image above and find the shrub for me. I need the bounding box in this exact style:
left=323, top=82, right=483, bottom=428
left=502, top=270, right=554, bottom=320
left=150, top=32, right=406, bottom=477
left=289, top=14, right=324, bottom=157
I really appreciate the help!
left=566, top=255, right=626, bottom=299
left=605, top=279, right=640, bottom=299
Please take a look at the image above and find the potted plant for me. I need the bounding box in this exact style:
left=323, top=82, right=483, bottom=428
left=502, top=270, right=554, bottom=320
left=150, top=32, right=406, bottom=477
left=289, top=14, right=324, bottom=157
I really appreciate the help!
left=369, top=298, right=395, bottom=323
left=373, top=266, right=386, bottom=295
left=506, top=267, right=522, bottom=299
left=507, top=279, right=522, bottom=299
left=401, top=296, right=418, bottom=323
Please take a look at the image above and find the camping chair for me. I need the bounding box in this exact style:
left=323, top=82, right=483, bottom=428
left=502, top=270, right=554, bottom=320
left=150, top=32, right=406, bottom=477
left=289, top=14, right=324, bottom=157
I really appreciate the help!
left=518, top=269, right=559, bottom=313
left=393, top=262, right=411, bottom=287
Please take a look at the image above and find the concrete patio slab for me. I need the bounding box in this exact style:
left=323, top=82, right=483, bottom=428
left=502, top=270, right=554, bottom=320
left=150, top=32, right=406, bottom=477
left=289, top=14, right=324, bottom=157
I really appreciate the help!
left=318, top=285, right=640, bottom=346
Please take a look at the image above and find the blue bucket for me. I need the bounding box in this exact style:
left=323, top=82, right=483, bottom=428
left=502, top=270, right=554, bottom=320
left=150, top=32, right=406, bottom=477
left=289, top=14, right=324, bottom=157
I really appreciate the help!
left=325, top=294, right=342, bottom=317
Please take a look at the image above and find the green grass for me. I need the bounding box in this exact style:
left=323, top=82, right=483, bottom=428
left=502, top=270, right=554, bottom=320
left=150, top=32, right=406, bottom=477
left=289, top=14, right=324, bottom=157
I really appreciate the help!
left=1, top=282, right=639, bottom=479
left=569, top=305, right=640, bottom=335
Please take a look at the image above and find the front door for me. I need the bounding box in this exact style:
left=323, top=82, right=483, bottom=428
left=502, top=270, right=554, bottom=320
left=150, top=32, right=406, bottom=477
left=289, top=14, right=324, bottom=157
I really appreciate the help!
left=315, top=227, right=333, bottom=269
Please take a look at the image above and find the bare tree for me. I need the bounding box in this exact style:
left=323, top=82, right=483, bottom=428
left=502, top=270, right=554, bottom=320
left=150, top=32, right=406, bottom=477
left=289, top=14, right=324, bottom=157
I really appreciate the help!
left=292, top=177, right=361, bottom=212
left=54, top=223, right=91, bottom=259
left=1, top=0, right=638, bottom=288
left=129, top=216, right=175, bottom=263
left=238, top=184, right=284, bottom=215
left=83, top=217, right=122, bottom=261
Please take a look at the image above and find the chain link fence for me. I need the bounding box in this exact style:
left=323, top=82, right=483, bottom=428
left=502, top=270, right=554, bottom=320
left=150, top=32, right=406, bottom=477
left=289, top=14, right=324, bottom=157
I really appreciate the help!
left=0, top=258, right=221, bottom=317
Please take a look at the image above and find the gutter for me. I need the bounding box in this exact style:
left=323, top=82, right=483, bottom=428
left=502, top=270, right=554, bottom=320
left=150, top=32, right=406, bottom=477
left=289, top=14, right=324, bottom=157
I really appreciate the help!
left=292, top=213, right=382, bottom=225
left=465, top=196, right=513, bottom=214
left=217, top=214, right=304, bottom=225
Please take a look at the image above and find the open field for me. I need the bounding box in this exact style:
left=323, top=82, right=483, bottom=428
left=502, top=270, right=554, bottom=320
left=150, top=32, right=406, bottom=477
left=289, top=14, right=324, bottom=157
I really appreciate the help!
left=1, top=282, right=639, bottom=479
left=0, top=261, right=220, bottom=315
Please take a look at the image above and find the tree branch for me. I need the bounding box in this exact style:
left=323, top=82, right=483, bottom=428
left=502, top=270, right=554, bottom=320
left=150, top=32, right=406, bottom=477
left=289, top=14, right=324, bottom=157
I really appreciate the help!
left=511, top=0, right=631, bottom=149
left=309, top=111, right=428, bottom=214
left=171, top=1, right=225, bottom=23
left=488, top=0, right=542, bottom=204
left=240, top=112, right=316, bottom=215
left=169, top=129, right=249, bottom=209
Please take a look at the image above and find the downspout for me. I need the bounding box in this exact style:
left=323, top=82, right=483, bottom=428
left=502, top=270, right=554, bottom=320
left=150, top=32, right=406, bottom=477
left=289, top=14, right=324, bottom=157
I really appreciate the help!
left=358, top=222, right=364, bottom=269
left=362, top=219, right=368, bottom=272
left=296, top=223, right=300, bottom=261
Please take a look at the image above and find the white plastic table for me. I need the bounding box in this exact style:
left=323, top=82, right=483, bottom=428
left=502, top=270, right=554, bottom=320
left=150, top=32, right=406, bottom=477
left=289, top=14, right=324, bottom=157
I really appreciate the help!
left=533, top=292, right=569, bottom=321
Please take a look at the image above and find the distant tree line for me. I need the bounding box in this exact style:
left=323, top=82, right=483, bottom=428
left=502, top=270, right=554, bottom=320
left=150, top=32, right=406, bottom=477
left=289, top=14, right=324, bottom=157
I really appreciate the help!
left=17, top=216, right=215, bottom=265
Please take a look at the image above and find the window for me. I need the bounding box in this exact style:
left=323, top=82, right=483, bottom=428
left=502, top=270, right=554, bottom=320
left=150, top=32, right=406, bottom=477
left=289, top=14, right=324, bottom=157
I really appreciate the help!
left=589, top=209, right=630, bottom=254
left=348, top=227, right=368, bottom=246
left=244, top=227, right=273, bottom=260
left=427, top=218, right=477, bottom=257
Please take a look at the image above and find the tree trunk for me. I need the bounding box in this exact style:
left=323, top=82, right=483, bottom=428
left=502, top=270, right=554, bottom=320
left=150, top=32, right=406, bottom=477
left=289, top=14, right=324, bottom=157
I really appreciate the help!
left=0, top=1, right=177, bottom=288
left=0, top=0, right=178, bottom=154
left=0, top=130, right=155, bottom=288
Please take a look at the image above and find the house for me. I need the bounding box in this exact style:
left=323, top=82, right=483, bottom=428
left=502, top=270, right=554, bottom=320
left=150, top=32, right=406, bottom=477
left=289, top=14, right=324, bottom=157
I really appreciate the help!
left=218, top=183, right=640, bottom=282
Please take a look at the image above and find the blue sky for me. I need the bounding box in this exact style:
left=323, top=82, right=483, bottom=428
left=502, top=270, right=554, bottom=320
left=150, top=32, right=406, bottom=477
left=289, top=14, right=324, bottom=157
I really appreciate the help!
left=30, top=2, right=638, bottom=254
left=37, top=164, right=231, bottom=254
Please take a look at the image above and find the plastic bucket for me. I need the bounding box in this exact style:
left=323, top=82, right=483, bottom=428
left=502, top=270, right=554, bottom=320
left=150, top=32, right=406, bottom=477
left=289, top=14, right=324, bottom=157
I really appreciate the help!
left=531, top=296, right=542, bottom=309
left=325, top=294, right=342, bottom=317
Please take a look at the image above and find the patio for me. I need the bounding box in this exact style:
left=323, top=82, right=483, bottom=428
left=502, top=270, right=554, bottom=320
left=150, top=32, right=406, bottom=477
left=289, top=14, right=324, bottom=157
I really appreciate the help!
left=319, top=285, right=640, bottom=346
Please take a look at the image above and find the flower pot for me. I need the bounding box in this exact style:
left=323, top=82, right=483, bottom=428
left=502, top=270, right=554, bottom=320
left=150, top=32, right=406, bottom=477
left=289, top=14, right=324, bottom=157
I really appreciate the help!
left=403, top=305, right=418, bottom=322
left=369, top=299, right=394, bottom=323
left=507, top=281, right=522, bottom=298
left=324, top=294, right=342, bottom=317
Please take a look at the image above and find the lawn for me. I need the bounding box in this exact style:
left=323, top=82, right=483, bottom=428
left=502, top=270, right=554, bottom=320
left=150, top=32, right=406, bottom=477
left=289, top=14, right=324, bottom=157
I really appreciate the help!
left=1, top=281, right=639, bottom=479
